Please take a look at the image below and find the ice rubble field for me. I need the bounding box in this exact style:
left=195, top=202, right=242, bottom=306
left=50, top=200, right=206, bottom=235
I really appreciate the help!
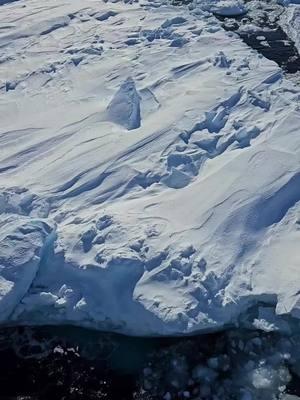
left=0, top=0, right=300, bottom=337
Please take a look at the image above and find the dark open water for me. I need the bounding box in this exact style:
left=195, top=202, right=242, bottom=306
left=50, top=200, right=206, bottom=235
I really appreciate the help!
left=0, top=325, right=299, bottom=400
left=212, top=0, right=300, bottom=74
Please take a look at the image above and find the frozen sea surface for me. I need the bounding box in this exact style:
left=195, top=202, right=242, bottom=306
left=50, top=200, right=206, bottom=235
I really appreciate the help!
left=0, top=0, right=300, bottom=337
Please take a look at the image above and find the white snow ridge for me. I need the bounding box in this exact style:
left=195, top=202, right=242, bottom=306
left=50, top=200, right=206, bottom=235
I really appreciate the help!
left=0, top=0, right=300, bottom=343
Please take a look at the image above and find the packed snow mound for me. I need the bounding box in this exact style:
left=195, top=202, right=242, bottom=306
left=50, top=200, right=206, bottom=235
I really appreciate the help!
left=107, top=77, right=141, bottom=130
left=0, top=0, right=300, bottom=335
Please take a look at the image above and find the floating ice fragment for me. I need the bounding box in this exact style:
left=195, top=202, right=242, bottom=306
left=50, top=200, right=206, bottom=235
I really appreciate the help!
left=212, top=0, right=247, bottom=17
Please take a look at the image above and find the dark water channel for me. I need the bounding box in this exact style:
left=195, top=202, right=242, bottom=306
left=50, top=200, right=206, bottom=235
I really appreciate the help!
left=0, top=325, right=299, bottom=400
left=214, top=0, right=300, bottom=73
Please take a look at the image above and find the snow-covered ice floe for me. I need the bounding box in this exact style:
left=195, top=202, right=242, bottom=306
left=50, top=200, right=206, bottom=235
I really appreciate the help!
left=280, top=1, right=300, bottom=54
left=211, top=0, right=247, bottom=17
left=0, top=0, right=300, bottom=336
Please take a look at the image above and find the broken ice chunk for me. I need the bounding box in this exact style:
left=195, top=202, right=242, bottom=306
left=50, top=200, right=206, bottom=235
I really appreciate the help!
left=107, top=77, right=141, bottom=130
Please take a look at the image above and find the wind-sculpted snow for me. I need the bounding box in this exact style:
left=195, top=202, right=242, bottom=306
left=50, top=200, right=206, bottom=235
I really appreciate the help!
left=107, top=77, right=141, bottom=130
left=0, top=0, right=300, bottom=335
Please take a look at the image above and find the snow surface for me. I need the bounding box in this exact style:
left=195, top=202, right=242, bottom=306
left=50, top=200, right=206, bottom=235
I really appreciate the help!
left=0, top=0, right=300, bottom=335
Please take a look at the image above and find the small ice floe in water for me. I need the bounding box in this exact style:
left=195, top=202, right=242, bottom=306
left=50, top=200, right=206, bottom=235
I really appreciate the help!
left=212, top=0, right=247, bottom=17
left=107, top=77, right=141, bottom=130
